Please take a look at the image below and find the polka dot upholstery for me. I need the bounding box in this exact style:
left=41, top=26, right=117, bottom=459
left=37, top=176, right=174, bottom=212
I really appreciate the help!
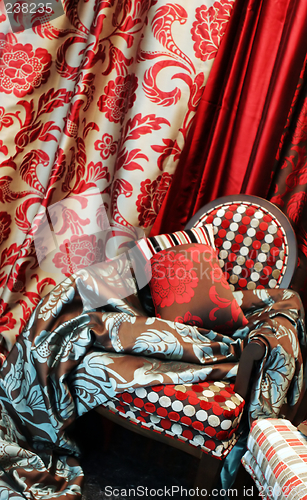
left=100, top=381, right=245, bottom=459
left=186, top=196, right=297, bottom=292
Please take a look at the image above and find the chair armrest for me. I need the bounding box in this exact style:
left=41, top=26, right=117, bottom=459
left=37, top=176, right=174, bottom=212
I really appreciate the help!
left=290, top=383, right=307, bottom=427
left=234, top=339, right=266, bottom=399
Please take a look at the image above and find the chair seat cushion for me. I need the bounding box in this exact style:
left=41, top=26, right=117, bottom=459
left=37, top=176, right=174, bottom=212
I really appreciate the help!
left=100, top=380, right=245, bottom=459
left=242, top=418, right=307, bottom=500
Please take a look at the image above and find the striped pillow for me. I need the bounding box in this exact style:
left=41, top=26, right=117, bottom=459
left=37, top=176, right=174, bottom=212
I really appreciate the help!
left=135, top=225, right=215, bottom=262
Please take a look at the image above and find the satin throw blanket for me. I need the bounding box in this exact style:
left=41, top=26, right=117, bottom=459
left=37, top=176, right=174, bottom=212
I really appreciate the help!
left=0, top=265, right=304, bottom=498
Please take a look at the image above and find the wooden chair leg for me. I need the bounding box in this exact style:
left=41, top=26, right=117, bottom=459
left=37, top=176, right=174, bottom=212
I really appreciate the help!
left=194, top=453, right=223, bottom=492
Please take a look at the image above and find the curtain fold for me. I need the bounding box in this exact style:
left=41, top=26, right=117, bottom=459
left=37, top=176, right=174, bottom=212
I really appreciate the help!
left=153, top=0, right=307, bottom=235
left=268, top=56, right=307, bottom=313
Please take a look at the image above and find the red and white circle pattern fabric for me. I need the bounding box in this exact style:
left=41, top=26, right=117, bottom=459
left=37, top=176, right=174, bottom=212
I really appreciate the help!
left=193, top=202, right=289, bottom=291
left=100, top=380, right=245, bottom=459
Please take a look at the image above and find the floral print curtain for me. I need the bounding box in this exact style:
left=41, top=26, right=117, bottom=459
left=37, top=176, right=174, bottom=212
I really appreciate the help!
left=0, top=0, right=236, bottom=356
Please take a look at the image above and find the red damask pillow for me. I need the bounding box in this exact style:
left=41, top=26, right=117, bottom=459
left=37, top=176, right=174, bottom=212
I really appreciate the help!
left=148, top=243, right=248, bottom=334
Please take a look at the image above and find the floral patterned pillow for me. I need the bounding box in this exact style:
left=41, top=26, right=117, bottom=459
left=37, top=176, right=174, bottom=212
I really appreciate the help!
left=130, top=225, right=215, bottom=316
left=148, top=243, right=248, bottom=333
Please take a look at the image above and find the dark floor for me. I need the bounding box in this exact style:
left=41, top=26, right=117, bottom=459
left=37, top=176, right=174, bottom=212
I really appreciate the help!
left=71, top=411, right=260, bottom=500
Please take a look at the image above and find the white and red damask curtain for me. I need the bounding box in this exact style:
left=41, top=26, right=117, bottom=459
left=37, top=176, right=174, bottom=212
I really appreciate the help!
left=0, top=0, right=235, bottom=356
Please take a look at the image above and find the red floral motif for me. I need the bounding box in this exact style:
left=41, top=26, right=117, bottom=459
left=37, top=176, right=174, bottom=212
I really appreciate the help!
left=0, top=299, right=16, bottom=333
left=152, top=138, right=181, bottom=171
left=94, top=133, right=118, bottom=160
left=191, top=1, right=234, bottom=61
left=136, top=172, right=173, bottom=227
left=0, top=211, right=11, bottom=245
left=86, top=161, right=111, bottom=183
left=270, top=194, right=285, bottom=208
left=285, top=170, right=299, bottom=190
left=0, top=43, right=52, bottom=97
left=208, top=286, right=231, bottom=321
left=98, top=74, right=138, bottom=124
left=292, top=98, right=307, bottom=145
left=287, top=192, right=307, bottom=225
left=52, top=234, right=104, bottom=276
left=0, top=139, right=8, bottom=155
left=0, top=107, right=14, bottom=130
left=54, top=208, right=90, bottom=236
left=175, top=311, right=203, bottom=327
left=231, top=299, right=247, bottom=324
left=210, top=263, right=229, bottom=289
left=150, top=250, right=198, bottom=308
left=7, top=261, right=29, bottom=294
left=298, top=229, right=307, bottom=259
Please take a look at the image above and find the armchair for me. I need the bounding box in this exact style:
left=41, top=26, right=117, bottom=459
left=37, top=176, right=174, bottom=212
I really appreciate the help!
left=96, top=339, right=265, bottom=491
left=93, top=195, right=299, bottom=492
left=0, top=196, right=301, bottom=499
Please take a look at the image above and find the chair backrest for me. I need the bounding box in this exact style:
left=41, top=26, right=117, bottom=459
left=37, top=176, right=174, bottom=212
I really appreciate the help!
left=185, top=195, right=297, bottom=291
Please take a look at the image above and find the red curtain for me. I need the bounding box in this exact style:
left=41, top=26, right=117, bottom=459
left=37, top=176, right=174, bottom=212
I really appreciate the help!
left=268, top=57, right=307, bottom=309
left=152, top=0, right=307, bottom=235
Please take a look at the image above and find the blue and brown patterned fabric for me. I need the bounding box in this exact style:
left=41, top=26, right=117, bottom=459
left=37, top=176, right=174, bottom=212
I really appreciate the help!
left=0, top=258, right=304, bottom=498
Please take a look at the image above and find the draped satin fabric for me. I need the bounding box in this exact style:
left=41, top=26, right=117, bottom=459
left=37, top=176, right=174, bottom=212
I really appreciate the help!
left=0, top=276, right=304, bottom=497
left=268, top=56, right=307, bottom=314
left=153, top=0, right=307, bottom=235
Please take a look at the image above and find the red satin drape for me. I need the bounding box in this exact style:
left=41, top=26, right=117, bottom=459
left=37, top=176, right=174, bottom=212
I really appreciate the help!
left=152, top=0, right=307, bottom=235
left=268, top=56, right=307, bottom=309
